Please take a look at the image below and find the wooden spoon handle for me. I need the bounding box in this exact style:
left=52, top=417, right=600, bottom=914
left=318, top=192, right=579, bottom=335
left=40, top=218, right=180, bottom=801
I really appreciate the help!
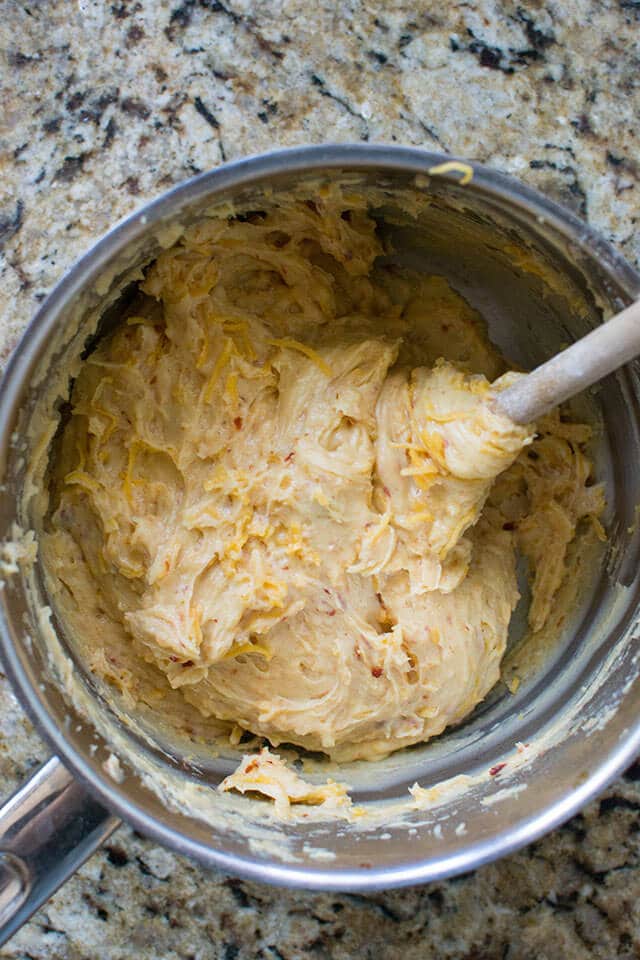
left=494, top=299, right=640, bottom=425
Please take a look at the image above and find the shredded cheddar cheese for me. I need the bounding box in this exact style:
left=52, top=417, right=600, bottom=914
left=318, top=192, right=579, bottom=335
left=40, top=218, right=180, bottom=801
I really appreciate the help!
left=267, top=338, right=332, bottom=376
left=427, top=161, right=474, bottom=185
left=203, top=338, right=234, bottom=403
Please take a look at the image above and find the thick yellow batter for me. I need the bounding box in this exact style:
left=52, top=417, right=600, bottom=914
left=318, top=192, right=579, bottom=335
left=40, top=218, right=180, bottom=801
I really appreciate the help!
left=42, top=198, right=605, bottom=763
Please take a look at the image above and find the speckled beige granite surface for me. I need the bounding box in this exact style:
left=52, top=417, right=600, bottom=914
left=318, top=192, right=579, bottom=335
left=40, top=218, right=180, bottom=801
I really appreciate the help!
left=1, top=1, right=640, bottom=957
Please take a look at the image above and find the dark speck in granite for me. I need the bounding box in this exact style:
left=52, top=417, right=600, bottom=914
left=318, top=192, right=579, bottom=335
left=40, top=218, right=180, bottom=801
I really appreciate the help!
left=0, top=201, right=24, bottom=252
left=53, top=152, right=91, bottom=183
left=194, top=95, right=221, bottom=129
left=1, top=0, right=640, bottom=956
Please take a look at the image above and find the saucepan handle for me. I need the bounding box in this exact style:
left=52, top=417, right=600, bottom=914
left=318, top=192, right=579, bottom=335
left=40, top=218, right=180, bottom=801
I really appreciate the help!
left=0, top=755, right=120, bottom=946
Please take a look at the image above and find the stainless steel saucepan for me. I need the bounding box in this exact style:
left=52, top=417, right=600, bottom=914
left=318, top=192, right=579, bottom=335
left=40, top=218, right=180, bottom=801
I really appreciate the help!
left=0, top=145, right=639, bottom=945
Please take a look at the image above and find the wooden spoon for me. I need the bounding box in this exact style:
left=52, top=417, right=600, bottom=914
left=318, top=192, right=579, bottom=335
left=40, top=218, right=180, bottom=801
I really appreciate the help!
left=494, top=299, right=640, bottom=424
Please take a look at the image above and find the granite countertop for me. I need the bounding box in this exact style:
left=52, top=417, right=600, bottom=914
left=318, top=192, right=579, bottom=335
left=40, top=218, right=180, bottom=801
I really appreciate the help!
left=1, top=1, right=640, bottom=957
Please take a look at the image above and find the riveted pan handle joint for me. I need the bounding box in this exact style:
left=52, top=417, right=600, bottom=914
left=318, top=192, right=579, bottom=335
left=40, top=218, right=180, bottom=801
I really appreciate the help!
left=0, top=756, right=120, bottom=946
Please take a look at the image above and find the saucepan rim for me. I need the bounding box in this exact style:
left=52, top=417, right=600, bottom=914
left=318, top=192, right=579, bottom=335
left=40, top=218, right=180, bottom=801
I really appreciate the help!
left=1, top=143, right=640, bottom=891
